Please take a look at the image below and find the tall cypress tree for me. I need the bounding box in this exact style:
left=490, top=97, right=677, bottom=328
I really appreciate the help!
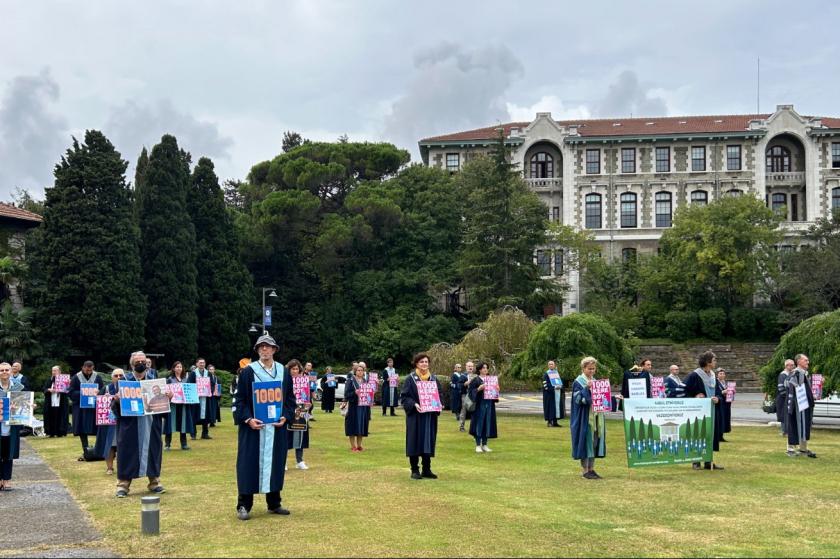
left=188, top=157, right=253, bottom=368
left=32, top=130, right=146, bottom=361
left=134, top=147, right=149, bottom=215
left=138, top=135, right=198, bottom=364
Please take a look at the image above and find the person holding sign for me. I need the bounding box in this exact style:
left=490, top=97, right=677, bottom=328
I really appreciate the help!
left=450, top=363, right=465, bottom=419
left=382, top=358, right=399, bottom=417
left=401, top=353, right=442, bottom=480
left=683, top=351, right=725, bottom=470
left=571, top=357, right=611, bottom=480
left=664, top=365, right=686, bottom=398
left=287, top=360, right=312, bottom=470
left=69, top=361, right=105, bottom=460
left=111, top=351, right=169, bottom=497
left=0, top=362, right=24, bottom=491
left=43, top=365, right=70, bottom=437
left=190, top=358, right=216, bottom=440
left=165, top=362, right=195, bottom=451
left=93, top=369, right=123, bottom=474
left=784, top=354, right=816, bottom=458
left=621, top=360, right=652, bottom=400
left=209, top=364, right=222, bottom=426
left=542, top=360, right=564, bottom=428
left=716, top=368, right=733, bottom=438
left=343, top=363, right=371, bottom=452
left=468, top=362, right=498, bottom=453
left=321, top=366, right=337, bottom=413
left=234, top=335, right=295, bottom=520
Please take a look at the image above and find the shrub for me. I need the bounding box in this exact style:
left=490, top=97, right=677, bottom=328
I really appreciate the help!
left=638, top=300, right=668, bottom=338
left=760, top=309, right=840, bottom=395
left=730, top=308, right=758, bottom=339
left=755, top=308, right=784, bottom=340
left=665, top=310, right=698, bottom=342
left=698, top=308, right=726, bottom=339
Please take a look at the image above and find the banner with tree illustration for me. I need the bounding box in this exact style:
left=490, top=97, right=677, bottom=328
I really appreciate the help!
left=623, top=398, right=714, bottom=468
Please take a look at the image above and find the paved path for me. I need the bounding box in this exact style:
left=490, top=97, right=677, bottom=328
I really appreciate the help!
left=0, top=440, right=117, bottom=558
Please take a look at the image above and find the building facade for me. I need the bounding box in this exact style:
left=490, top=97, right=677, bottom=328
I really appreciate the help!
left=419, top=105, right=840, bottom=315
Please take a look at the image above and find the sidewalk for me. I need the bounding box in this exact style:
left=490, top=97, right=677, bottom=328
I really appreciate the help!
left=0, top=440, right=117, bottom=558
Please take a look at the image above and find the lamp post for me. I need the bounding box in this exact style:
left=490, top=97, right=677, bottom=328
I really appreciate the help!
left=260, top=288, right=277, bottom=335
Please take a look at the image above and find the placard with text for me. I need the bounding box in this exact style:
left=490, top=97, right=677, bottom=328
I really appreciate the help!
left=252, top=380, right=283, bottom=423
left=548, top=371, right=562, bottom=388
left=651, top=377, right=666, bottom=398
left=417, top=380, right=442, bottom=413
left=118, top=380, right=145, bottom=416
left=357, top=382, right=374, bottom=407
left=53, top=374, right=71, bottom=394
left=591, top=379, right=613, bottom=413
left=293, top=376, right=311, bottom=404
left=80, top=383, right=98, bottom=408
left=196, top=377, right=212, bottom=398
left=483, top=376, right=500, bottom=401
left=96, top=395, right=117, bottom=426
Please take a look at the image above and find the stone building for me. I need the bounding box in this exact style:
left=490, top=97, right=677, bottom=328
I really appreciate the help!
left=0, top=202, right=43, bottom=310
left=419, top=105, right=840, bottom=315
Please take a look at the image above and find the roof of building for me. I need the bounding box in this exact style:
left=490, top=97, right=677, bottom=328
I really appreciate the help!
left=0, top=203, right=43, bottom=224
left=420, top=114, right=840, bottom=144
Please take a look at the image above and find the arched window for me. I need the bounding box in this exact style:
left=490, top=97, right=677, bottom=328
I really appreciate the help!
left=766, top=145, right=791, bottom=173
left=621, top=248, right=637, bottom=264
left=833, top=187, right=840, bottom=211
left=771, top=193, right=787, bottom=215
left=585, top=193, right=602, bottom=229
left=530, top=152, right=554, bottom=178
left=726, top=189, right=743, bottom=198
left=655, top=191, right=672, bottom=227
left=620, top=192, right=637, bottom=228
left=690, top=190, right=708, bottom=205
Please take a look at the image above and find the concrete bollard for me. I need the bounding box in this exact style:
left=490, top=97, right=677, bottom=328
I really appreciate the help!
left=141, top=496, right=160, bottom=535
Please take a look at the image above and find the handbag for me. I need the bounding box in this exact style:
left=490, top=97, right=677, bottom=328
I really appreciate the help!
left=463, top=394, right=476, bottom=413
left=761, top=398, right=776, bottom=414
left=340, top=402, right=348, bottom=417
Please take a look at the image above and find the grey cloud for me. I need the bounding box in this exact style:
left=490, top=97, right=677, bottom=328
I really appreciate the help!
left=0, top=69, right=69, bottom=196
left=104, top=99, right=233, bottom=167
left=597, top=70, right=667, bottom=118
left=384, top=43, right=524, bottom=158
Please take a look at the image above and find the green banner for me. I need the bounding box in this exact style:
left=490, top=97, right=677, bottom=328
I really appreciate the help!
left=623, top=398, right=714, bottom=468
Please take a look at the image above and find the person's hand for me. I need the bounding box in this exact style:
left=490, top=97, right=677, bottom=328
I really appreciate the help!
left=113, top=391, right=121, bottom=400
left=47, top=388, right=53, bottom=393
left=167, top=392, right=174, bottom=400
left=248, top=418, right=264, bottom=430
left=712, top=396, right=719, bottom=404
left=615, top=394, right=624, bottom=400
left=275, top=417, right=287, bottom=427
left=478, top=384, right=485, bottom=391
left=695, top=394, right=705, bottom=398
left=415, top=403, right=422, bottom=413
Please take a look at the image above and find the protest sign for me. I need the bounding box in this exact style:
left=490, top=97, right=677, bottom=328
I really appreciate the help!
left=196, top=377, right=212, bottom=398
left=651, top=377, right=666, bottom=398
left=80, top=383, right=98, bottom=408
left=214, top=382, right=222, bottom=397
left=811, top=374, right=824, bottom=400
left=483, top=376, right=500, bottom=401
left=0, top=397, right=8, bottom=423
left=357, top=382, right=374, bottom=407
left=725, top=381, right=736, bottom=403
left=253, top=380, right=283, bottom=423
left=389, top=372, right=399, bottom=388
left=628, top=378, right=647, bottom=399
left=182, top=383, right=199, bottom=404
left=795, top=384, right=810, bottom=411
left=417, top=380, right=442, bottom=413
left=293, top=376, right=311, bottom=404
left=326, top=373, right=336, bottom=388
left=591, top=379, right=613, bottom=413
left=288, top=404, right=308, bottom=431
left=623, top=398, right=714, bottom=468
left=141, top=379, right=170, bottom=415
left=96, top=395, right=117, bottom=426
left=169, top=383, right=186, bottom=404
left=9, top=392, right=34, bottom=426
left=118, top=380, right=145, bottom=416
left=548, top=371, right=562, bottom=388
left=53, top=374, right=71, bottom=393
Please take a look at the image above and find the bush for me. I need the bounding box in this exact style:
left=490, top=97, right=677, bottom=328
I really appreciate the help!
left=508, top=313, right=635, bottom=386
left=600, top=302, right=641, bottom=338
left=665, top=310, right=698, bottom=342
left=638, top=300, right=668, bottom=338
left=755, top=308, right=784, bottom=340
left=698, top=308, right=726, bottom=339
left=760, top=309, right=840, bottom=395
left=730, top=308, right=758, bottom=339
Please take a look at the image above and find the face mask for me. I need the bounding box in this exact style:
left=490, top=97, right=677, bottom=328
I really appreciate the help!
left=134, top=363, right=147, bottom=373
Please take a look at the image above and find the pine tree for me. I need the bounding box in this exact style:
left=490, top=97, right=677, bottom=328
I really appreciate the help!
left=134, top=146, right=149, bottom=214
left=138, top=135, right=198, bottom=364
left=32, top=130, right=146, bottom=361
left=188, top=157, right=253, bottom=368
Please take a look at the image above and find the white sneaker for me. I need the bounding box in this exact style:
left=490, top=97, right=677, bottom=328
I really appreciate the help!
left=482, top=445, right=492, bottom=453
left=296, top=461, right=309, bottom=470
left=475, top=445, right=484, bottom=453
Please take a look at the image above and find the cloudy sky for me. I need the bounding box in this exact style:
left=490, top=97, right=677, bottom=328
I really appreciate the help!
left=1, top=0, right=838, bottom=199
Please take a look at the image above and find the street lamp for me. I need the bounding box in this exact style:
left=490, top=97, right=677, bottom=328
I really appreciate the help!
left=260, top=288, right=277, bottom=335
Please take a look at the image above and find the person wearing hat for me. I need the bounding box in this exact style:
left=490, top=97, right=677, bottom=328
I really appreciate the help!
left=234, top=335, right=295, bottom=520
left=69, top=360, right=105, bottom=459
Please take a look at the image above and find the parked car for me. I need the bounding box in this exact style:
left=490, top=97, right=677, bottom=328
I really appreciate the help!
left=314, top=374, right=348, bottom=402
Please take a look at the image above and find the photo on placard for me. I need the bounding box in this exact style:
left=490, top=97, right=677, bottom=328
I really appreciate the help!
left=141, top=378, right=171, bottom=415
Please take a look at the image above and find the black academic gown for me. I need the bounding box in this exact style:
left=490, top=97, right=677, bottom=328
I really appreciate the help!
left=321, top=376, right=336, bottom=412
left=42, top=377, right=70, bottom=436
left=401, top=372, right=441, bottom=457
left=234, top=363, right=295, bottom=496
left=621, top=370, right=652, bottom=399
left=450, top=372, right=464, bottom=416
left=381, top=370, right=400, bottom=408
left=111, top=388, right=164, bottom=479
left=468, top=377, right=498, bottom=440
left=785, top=368, right=814, bottom=446
left=775, top=372, right=788, bottom=430
left=683, top=369, right=724, bottom=452
left=188, top=370, right=217, bottom=426
left=212, top=374, right=222, bottom=424
left=542, top=372, right=565, bottom=422
left=344, top=377, right=370, bottom=437
left=69, top=372, right=105, bottom=436
left=718, top=380, right=732, bottom=433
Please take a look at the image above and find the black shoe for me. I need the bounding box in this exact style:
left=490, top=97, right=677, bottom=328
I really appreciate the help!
left=590, top=471, right=603, bottom=479
left=181, top=445, right=191, bottom=450
left=692, top=463, right=702, bottom=470
left=201, top=434, right=212, bottom=440
left=309, top=418, right=316, bottom=422
left=268, top=506, right=291, bottom=515
left=547, top=422, right=552, bottom=428
left=237, top=507, right=251, bottom=521
left=383, top=413, right=387, bottom=416
left=459, top=426, right=465, bottom=432
left=421, top=471, right=438, bottom=479
left=582, top=471, right=596, bottom=479
left=804, top=451, right=817, bottom=458
left=390, top=412, right=396, bottom=416
left=164, top=445, right=171, bottom=451
left=410, top=471, right=422, bottom=480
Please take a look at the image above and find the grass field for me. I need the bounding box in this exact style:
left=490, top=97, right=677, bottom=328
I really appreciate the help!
left=30, top=410, right=840, bottom=557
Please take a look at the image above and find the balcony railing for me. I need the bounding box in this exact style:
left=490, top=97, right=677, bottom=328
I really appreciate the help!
left=525, top=177, right=563, bottom=190
left=766, top=171, right=805, bottom=184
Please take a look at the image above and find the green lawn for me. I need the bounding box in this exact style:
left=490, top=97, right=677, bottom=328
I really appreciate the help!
left=30, top=410, right=840, bottom=557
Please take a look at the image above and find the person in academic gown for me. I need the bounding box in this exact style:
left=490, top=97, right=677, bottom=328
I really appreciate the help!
left=542, top=360, right=565, bottom=427
left=209, top=365, right=222, bottom=425
left=164, top=362, right=195, bottom=450
left=69, top=360, right=105, bottom=458
left=189, top=358, right=216, bottom=440
left=111, top=352, right=169, bottom=497
left=343, top=364, right=370, bottom=451
left=570, top=356, right=611, bottom=479
left=664, top=365, right=686, bottom=398
left=234, top=335, right=295, bottom=520
left=450, top=363, right=465, bottom=418
left=0, top=363, right=24, bottom=491
left=43, top=366, right=70, bottom=437
left=785, top=354, right=816, bottom=458
left=716, top=368, right=732, bottom=437
left=92, top=369, right=123, bottom=474
left=286, top=360, right=311, bottom=470
left=621, top=359, right=652, bottom=399
left=401, top=353, right=442, bottom=480
left=10, top=361, right=29, bottom=392
left=381, top=358, right=399, bottom=417
left=775, top=359, right=794, bottom=435
left=468, top=362, right=498, bottom=453
left=320, top=366, right=336, bottom=413
left=683, top=350, right=724, bottom=470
